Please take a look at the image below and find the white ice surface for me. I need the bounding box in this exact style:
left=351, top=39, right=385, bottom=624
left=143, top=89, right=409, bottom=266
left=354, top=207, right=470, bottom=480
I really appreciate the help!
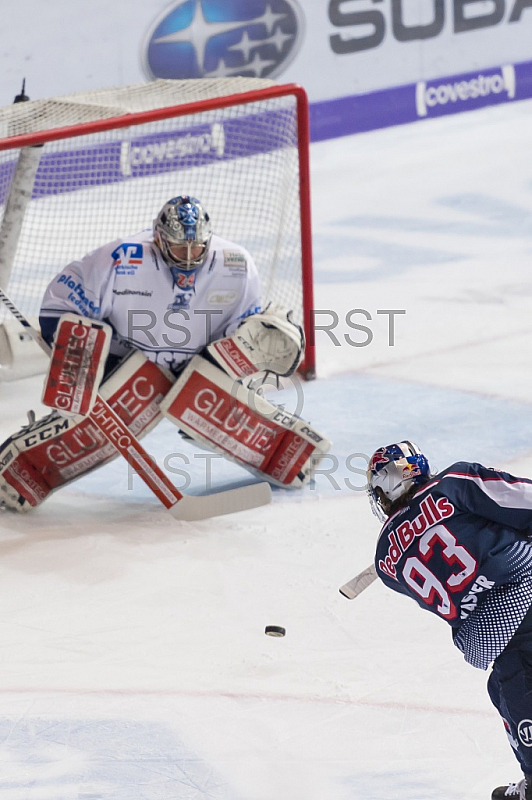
left=2, top=100, right=532, bottom=799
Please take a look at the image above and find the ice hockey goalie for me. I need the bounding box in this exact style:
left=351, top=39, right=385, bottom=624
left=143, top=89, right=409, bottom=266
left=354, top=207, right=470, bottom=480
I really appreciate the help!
left=0, top=306, right=330, bottom=512
left=0, top=195, right=330, bottom=511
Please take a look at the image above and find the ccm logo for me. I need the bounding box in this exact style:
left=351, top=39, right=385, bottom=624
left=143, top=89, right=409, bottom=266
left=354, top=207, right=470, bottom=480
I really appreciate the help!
left=273, top=410, right=296, bottom=428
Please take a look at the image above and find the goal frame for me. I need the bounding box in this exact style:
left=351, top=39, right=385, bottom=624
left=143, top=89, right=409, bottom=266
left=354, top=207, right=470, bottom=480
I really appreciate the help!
left=0, top=82, right=316, bottom=380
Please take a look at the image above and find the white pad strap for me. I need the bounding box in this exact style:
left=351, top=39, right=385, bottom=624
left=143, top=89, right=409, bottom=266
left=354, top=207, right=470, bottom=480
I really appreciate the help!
left=207, top=304, right=304, bottom=380
left=160, top=355, right=330, bottom=488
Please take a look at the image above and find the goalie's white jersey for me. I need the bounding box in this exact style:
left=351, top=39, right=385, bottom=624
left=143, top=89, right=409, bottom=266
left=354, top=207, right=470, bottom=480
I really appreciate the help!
left=40, top=230, right=262, bottom=373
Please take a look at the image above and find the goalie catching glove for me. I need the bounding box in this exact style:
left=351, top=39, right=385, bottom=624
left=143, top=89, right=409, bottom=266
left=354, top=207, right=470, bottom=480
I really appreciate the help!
left=207, top=304, right=304, bottom=380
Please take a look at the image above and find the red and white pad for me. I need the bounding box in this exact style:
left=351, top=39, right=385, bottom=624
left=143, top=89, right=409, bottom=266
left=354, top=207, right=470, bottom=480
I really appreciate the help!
left=0, top=352, right=175, bottom=511
left=160, top=355, right=330, bottom=488
left=42, top=313, right=112, bottom=416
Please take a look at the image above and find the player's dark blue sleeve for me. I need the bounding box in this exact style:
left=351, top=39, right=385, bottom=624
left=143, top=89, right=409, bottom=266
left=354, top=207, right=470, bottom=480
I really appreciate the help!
left=437, top=461, right=532, bottom=533
left=39, top=314, right=60, bottom=346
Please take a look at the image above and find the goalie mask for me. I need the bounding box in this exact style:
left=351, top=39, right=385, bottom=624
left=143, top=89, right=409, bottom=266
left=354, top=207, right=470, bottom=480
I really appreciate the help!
left=367, top=441, right=432, bottom=522
left=153, top=195, right=212, bottom=271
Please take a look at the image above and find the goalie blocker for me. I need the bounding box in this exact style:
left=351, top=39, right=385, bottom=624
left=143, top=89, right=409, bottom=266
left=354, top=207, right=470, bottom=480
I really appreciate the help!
left=41, top=313, right=112, bottom=417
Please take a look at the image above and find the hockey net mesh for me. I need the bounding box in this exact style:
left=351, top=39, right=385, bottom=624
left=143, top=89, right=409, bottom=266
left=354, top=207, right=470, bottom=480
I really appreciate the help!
left=0, top=79, right=309, bottom=369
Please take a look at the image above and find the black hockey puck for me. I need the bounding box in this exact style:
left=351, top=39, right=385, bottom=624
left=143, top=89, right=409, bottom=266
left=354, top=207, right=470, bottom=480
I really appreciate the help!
left=265, top=625, right=286, bottom=637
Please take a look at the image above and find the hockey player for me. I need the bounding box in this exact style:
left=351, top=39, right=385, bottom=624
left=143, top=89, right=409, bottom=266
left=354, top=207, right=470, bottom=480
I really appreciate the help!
left=39, top=194, right=262, bottom=375
left=0, top=196, right=330, bottom=512
left=367, top=442, right=532, bottom=800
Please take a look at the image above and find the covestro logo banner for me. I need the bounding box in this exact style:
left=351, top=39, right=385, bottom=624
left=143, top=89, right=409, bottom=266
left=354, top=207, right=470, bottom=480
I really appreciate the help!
left=416, top=64, right=516, bottom=117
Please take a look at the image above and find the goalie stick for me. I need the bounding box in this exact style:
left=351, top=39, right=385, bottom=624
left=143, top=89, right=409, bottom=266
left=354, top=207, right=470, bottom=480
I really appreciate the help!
left=0, top=288, right=271, bottom=520
left=339, top=564, right=378, bottom=599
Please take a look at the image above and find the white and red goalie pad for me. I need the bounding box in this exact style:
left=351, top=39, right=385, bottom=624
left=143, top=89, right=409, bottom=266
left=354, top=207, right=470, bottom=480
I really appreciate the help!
left=42, top=314, right=112, bottom=416
left=0, top=352, right=175, bottom=510
left=160, top=356, right=330, bottom=488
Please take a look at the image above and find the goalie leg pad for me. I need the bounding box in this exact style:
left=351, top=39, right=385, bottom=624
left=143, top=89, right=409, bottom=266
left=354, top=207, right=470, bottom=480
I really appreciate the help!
left=160, top=355, right=330, bottom=488
left=0, top=352, right=175, bottom=512
left=0, top=416, right=73, bottom=512
left=0, top=440, right=48, bottom=512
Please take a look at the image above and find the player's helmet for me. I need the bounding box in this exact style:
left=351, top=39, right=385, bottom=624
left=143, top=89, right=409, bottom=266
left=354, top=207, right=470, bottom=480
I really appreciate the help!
left=153, top=195, right=212, bottom=270
left=367, top=441, right=432, bottom=522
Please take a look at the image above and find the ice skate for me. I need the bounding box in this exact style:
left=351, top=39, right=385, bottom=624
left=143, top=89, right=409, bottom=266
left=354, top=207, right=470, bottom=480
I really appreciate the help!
left=492, top=776, right=532, bottom=800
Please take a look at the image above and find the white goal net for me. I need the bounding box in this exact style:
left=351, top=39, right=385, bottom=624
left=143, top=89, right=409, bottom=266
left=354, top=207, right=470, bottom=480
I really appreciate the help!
left=0, top=78, right=315, bottom=378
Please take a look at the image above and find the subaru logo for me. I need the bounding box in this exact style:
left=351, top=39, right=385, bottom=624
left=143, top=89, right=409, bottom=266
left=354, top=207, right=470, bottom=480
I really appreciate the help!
left=142, top=0, right=304, bottom=81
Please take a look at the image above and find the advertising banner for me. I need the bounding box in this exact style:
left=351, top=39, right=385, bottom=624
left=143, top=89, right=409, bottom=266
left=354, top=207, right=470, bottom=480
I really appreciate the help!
left=0, top=0, right=531, bottom=140
left=310, top=57, right=532, bottom=140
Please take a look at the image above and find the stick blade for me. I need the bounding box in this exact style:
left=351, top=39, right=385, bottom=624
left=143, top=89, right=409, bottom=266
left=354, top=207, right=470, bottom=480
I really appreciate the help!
left=339, top=565, right=378, bottom=599
left=169, top=481, right=272, bottom=521
left=339, top=582, right=358, bottom=600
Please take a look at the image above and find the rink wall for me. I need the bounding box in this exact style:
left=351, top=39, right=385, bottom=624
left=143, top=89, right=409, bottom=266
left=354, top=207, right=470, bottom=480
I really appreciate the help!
left=0, top=0, right=531, bottom=142
left=310, top=58, right=532, bottom=141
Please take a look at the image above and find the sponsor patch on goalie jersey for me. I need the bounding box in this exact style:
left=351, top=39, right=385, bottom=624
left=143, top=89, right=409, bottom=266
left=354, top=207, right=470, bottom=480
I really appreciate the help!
left=57, top=274, right=100, bottom=314
left=0, top=448, right=14, bottom=469
left=112, top=243, right=143, bottom=274
left=207, top=290, right=238, bottom=305
left=113, top=289, right=153, bottom=297
left=168, top=291, right=194, bottom=311
left=224, top=251, right=247, bottom=271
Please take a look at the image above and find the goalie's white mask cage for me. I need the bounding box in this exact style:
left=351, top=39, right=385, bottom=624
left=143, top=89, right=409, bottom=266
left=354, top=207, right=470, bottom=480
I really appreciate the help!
left=0, top=78, right=315, bottom=379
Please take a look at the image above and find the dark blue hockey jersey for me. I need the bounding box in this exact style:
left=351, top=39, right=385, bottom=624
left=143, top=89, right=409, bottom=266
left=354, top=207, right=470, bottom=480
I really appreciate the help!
left=374, top=461, right=532, bottom=669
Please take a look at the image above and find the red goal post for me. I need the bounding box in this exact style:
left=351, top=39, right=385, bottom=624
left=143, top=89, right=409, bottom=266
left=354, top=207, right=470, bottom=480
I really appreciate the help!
left=0, top=78, right=315, bottom=379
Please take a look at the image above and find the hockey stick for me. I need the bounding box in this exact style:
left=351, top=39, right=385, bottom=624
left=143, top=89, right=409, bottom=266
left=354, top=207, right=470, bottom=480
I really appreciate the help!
left=0, top=85, right=41, bottom=291
left=0, top=288, right=271, bottom=520
left=339, top=564, right=378, bottom=599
